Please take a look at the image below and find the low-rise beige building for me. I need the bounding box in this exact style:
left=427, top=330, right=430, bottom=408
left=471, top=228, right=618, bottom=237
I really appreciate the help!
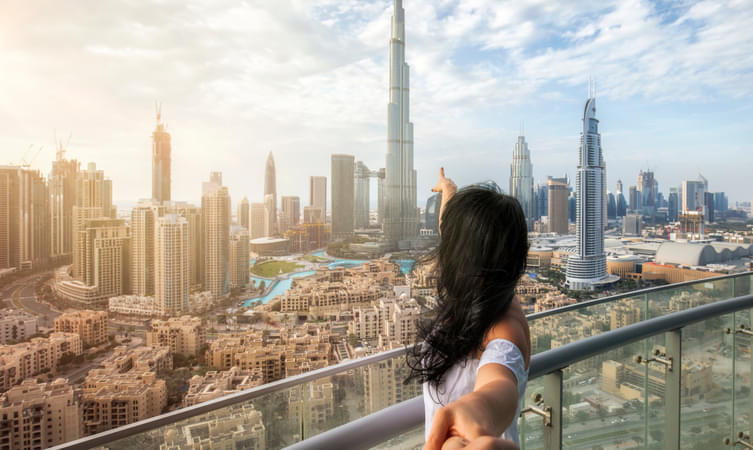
left=183, top=366, right=263, bottom=407
left=0, top=333, right=82, bottom=391
left=288, top=379, right=334, bottom=439
left=0, top=378, right=81, bottom=449
left=146, top=316, right=206, bottom=357
left=205, top=325, right=334, bottom=383
left=280, top=262, right=402, bottom=314
left=349, top=296, right=421, bottom=346
left=159, top=404, right=265, bottom=450
left=80, top=370, right=167, bottom=436
left=100, top=346, right=172, bottom=374
left=0, top=310, right=38, bottom=344
left=54, top=310, right=108, bottom=347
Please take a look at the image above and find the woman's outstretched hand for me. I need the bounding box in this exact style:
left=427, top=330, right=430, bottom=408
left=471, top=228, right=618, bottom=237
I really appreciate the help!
left=425, top=393, right=519, bottom=450
left=432, top=167, right=457, bottom=197
left=440, top=436, right=519, bottom=450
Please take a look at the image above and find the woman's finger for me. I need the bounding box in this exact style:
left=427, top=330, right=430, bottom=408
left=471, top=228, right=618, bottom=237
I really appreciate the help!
left=425, top=408, right=452, bottom=450
left=441, top=436, right=469, bottom=450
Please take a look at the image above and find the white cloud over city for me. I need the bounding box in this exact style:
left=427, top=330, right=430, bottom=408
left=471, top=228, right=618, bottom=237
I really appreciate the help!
left=0, top=0, right=751, bottom=207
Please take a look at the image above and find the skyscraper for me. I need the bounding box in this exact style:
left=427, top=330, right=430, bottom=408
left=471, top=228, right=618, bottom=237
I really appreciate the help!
left=202, top=172, right=230, bottom=300
left=534, top=183, right=548, bottom=221
left=355, top=161, right=371, bottom=229
left=303, top=206, right=324, bottom=224
left=682, top=178, right=706, bottom=213
left=71, top=206, right=102, bottom=279
left=331, top=154, right=354, bottom=237
left=280, top=196, right=300, bottom=233
left=152, top=105, right=171, bottom=203
left=637, top=169, right=655, bottom=210
left=169, top=202, right=202, bottom=289
left=509, top=135, right=534, bottom=224
left=628, top=186, right=639, bottom=211
left=566, top=85, right=607, bottom=291
left=229, top=225, right=249, bottom=289
left=309, top=176, right=327, bottom=222
left=264, top=152, right=277, bottom=235
left=155, top=214, right=189, bottom=315
left=249, top=203, right=268, bottom=239
left=130, top=200, right=165, bottom=296
left=616, top=180, right=627, bottom=217
left=383, top=0, right=419, bottom=247
left=704, top=192, right=715, bottom=223
left=668, top=188, right=679, bottom=222
left=0, top=167, right=50, bottom=271
left=77, top=162, right=113, bottom=216
left=77, top=218, right=130, bottom=302
left=607, top=193, right=616, bottom=220
left=568, top=191, right=577, bottom=224
left=424, top=193, right=441, bottom=234
left=547, top=177, right=569, bottom=235
left=49, top=145, right=79, bottom=259
left=237, top=197, right=249, bottom=230
left=264, top=194, right=275, bottom=236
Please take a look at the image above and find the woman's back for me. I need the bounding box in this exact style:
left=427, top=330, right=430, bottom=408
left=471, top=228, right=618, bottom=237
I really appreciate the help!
left=409, top=169, right=531, bottom=449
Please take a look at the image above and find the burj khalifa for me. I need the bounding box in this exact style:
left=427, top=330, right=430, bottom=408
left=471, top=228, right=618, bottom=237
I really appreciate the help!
left=383, top=0, right=419, bottom=247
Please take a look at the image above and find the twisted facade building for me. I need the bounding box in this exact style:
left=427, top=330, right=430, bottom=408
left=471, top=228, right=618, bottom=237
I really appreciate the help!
left=566, top=85, right=608, bottom=290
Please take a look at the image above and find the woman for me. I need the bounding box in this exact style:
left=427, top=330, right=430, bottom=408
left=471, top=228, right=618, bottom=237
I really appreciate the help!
left=408, top=168, right=531, bottom=450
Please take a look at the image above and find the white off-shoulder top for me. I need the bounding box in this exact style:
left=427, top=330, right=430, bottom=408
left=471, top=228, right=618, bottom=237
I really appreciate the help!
left=423, top=338, right=529, bottom=445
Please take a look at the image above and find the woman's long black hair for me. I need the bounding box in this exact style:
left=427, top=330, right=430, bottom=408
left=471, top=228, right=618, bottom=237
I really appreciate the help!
left=406, top=187, right=529, bottom=388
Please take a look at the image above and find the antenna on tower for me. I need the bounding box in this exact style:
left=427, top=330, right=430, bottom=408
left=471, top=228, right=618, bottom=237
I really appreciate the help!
left=155, top=101, right=162, bottom=124
left=588, top=76, right=591, bottom=98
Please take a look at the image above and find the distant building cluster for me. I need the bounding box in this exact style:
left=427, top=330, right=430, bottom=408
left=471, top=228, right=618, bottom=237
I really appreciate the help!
left=0, top=310, right=38, bottom=344
left=107, top=291, right=214, bottom=317
left=279, top=260, right=402, bottom=314
left=145, top=315, right=206, bottom=357
left=53, top=310, right=108, bottom=347
left=80, top=346, right=170, bottom=436
left=0, top=333, right=82, bottom=391
left=206, top=323, right=334, bottom=383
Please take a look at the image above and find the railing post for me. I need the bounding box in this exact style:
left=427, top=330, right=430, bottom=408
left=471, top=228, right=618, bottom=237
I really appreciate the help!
left=664, top=329, right=681, bottom=450
left=543, top=370, right=562, bottom=450
left=750, top=307, right=753, bottom=444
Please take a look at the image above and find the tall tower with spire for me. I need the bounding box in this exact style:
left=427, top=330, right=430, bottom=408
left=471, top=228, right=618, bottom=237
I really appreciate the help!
left=152, top=103, right=171, bottom=203
left=264, top=152, right=277, bottom=235
left=509, top=134, right=534, bottom=225
left=566, top=81, right=608, bottom=291
left=383, top=0, right=419, bottom=247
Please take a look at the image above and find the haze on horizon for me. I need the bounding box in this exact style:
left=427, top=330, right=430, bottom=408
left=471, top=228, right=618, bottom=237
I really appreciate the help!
left=1, top=0, right=751, bottom=207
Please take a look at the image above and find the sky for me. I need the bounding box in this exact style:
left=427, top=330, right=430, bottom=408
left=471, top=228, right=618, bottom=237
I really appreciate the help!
left=1, top=0, right=752, bottom=210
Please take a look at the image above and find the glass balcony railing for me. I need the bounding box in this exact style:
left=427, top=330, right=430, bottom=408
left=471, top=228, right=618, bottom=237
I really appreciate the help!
left=53, top=272, right=753, bottom=450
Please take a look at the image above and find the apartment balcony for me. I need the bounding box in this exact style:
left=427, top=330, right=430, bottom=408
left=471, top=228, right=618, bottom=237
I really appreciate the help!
left=53, top=272, right=753, bottom=450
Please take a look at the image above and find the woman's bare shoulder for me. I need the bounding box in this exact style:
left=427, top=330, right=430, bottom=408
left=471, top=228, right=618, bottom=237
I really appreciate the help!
left=482, top=298, right=530, bottom=367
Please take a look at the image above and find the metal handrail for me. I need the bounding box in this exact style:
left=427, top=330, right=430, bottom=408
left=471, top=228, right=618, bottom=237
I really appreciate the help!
left=288, top=292, right=753, bottom=449
left=527, top=270, right=749, bottom=321
left=51, top=271, right=749, bottom=449
left=52, top=346, right=409, bottom=450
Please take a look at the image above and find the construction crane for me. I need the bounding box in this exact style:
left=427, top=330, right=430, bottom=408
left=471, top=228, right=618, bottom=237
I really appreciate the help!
left=19, top=145, right=43, bottom=168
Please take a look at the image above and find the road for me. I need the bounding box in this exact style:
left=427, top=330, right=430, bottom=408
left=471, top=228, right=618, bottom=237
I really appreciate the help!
left=5, top=273, right=62, bottom=328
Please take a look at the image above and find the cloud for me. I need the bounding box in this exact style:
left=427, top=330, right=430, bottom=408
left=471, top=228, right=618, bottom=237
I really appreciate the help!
left=0, top=0, right=750, bottom=207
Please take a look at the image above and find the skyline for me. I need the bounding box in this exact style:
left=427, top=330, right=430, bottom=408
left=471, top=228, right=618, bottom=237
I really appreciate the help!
left=1, top=0, right=752, bottom=207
